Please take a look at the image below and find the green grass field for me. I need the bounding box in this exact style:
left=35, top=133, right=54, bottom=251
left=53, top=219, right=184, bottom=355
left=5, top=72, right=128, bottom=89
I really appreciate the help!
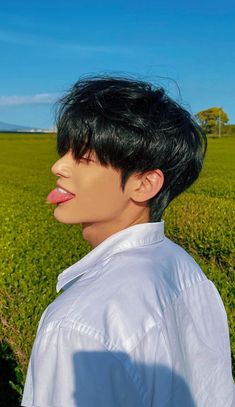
left=0, top=133, right=234, bottom=404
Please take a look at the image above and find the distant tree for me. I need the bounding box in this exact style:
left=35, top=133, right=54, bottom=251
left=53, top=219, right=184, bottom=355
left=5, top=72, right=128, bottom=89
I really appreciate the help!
left=195, top=107, right=229, bottom=136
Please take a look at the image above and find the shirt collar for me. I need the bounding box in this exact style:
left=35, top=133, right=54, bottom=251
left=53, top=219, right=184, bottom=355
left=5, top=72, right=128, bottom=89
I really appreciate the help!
left=56, top=220, right=165, bottom=292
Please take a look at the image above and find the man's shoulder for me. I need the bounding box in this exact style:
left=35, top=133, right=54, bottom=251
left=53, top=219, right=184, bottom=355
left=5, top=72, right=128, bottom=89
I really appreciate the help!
left=107, top=236, right=206, bottom=297
left=38, top=237, right=208, bottom=350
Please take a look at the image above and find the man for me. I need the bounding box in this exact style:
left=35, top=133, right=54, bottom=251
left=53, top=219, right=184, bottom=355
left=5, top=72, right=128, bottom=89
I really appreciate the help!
left=21, top=76, right=234, bottom=406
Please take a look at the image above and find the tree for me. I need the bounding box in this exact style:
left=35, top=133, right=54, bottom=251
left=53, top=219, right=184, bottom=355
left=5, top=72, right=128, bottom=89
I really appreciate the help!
left=195, top=107, right=229, bottom=136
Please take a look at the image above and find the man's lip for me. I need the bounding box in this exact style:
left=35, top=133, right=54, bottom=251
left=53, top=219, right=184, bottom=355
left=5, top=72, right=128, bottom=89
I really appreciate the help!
left=56, top=183, right=75, bottom=195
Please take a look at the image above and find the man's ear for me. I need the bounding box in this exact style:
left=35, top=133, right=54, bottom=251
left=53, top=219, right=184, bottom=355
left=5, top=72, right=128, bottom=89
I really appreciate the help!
left=130, top=169, right=164, bottom=203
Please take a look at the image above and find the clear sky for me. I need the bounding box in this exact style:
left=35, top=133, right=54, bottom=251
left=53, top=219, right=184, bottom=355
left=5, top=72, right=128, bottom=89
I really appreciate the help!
left=0, top=0, right=234, bottom=128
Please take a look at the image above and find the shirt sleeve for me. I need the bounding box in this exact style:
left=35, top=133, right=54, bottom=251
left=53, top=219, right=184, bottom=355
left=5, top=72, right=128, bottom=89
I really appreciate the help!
left=164, top=279, right=235, bottom=407
left=21, top=320, right=144, bottom=407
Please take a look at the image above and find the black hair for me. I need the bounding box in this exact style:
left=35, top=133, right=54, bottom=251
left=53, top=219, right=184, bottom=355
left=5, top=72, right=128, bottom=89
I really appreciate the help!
left=56, top=75, right=207, bottom=222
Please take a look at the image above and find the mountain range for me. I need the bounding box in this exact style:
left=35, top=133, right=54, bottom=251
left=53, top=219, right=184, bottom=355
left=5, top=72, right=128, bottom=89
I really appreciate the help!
left=0, top=121, right=46, bottom=132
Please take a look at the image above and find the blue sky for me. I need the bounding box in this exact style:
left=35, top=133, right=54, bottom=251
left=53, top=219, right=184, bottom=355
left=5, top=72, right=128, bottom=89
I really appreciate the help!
left=0, top=0, right=234, bottom=128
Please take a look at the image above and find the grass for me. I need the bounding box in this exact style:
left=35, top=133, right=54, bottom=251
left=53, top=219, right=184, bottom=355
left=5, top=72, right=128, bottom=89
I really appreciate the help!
left=0, top=133, right=234, bottom=404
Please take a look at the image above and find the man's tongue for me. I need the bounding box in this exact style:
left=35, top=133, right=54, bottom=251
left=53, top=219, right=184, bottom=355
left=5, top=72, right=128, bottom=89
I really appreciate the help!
left=47, top=188, right=75, bottom=204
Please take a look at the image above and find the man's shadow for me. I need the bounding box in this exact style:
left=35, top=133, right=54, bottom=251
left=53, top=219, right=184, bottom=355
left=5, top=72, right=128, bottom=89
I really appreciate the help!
left=0, top=341, right=22, bottom=407
left=72, top=350, right=196, bottom=406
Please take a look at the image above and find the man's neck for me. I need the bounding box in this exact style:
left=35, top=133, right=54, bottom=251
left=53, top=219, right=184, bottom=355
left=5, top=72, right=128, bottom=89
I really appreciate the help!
left=81, top=211, right=150, bottom=248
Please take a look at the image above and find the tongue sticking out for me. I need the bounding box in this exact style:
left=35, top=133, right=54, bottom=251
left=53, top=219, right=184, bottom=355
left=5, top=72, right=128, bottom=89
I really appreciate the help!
left=47, top=188, right=75, bottom=204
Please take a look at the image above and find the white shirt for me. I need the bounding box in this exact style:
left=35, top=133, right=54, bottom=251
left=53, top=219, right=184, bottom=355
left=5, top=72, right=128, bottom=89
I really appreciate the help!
left=22, top=221, right=234, bottom=406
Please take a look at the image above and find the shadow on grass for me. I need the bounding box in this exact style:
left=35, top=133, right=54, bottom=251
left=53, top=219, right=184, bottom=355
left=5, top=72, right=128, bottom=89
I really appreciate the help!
left=0, top=342, right=22, bottom=407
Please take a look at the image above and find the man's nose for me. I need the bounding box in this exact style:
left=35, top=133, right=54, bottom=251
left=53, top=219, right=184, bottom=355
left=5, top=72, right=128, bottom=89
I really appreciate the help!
left=51, top=157, right=72, bottom=178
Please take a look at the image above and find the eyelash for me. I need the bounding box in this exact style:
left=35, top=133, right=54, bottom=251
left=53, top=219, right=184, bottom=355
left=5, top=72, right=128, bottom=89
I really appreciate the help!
left=81, top=157, right=92, bottom=162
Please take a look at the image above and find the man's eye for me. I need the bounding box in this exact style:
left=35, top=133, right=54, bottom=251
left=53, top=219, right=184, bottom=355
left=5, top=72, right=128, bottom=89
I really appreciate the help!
left=81, top=156, right=92, bottom=162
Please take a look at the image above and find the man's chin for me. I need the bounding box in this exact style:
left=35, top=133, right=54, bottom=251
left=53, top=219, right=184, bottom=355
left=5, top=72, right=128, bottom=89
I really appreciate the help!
left=53, top=208, right=78, bottom=224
